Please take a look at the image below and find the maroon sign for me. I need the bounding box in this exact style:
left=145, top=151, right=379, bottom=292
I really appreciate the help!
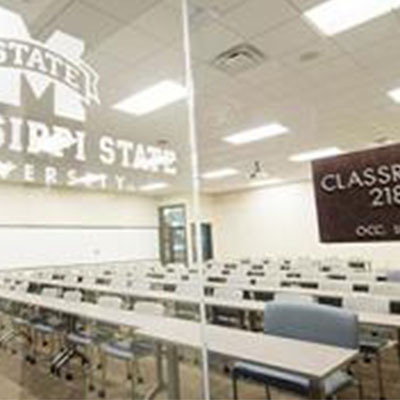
left=312, top=144, right=400, bottom=242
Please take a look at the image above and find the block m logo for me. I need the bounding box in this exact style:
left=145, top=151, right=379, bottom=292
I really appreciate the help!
left=0, top=6, right=100, bottom=122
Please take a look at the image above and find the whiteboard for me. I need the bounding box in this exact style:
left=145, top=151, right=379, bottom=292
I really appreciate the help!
left=0, top=225, right=159, bottom=270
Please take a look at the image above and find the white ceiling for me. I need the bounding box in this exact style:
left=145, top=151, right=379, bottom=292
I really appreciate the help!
left=1, top=0, right=400, bottom=195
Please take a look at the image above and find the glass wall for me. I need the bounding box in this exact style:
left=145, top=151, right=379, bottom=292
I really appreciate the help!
left=188, top=1, right=400, bottom=400
left=0, top=1, right=400, bottom=400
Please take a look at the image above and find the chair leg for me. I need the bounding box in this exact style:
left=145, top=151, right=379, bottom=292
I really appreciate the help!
left=232, top=372, right=239, bottom=400
left=129, top=358, right=137, bottom=400
left=126, top=359, right=131, bottom=380
left=99, top=351, right=107, bottom=398
left=87, top=345, right=95, bottom=391
left=375, top=352, right=385, bottom=400
left=358, top=377, right=364, bottom=400
left=265, top=385, right=271, bottom=400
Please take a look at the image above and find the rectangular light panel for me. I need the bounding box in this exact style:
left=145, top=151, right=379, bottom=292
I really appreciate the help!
left=249, top=178, right=283, bottom=188
left=304, top=0, right=400, bottom=36
left=202, top=168, right=239, bottom=180
left=388, top=87, right=400, bottom=103
left=113, top=80, right=187, bottom=116
left=223, top=123, right=289, bottom=145
left=139, top=182, right=169, bottom=191
left=290, top=147, right=342, bottom=162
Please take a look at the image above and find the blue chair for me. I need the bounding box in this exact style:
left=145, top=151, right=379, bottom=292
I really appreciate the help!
left=232, top=301, right=362, bottom=399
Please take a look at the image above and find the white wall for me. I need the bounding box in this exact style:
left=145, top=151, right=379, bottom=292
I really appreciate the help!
left=0, top=184, right=157, bottom=226
left=0, top=183, right=159, bottom=269
left=212, top=181, right=400, bottom=270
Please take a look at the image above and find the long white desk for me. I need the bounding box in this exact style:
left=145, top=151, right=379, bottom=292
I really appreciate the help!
left=0, top=288, right=358, bottom=400
left=24, top=277, right=400, bottom=372
left=22, top=277, right=400, bottom=310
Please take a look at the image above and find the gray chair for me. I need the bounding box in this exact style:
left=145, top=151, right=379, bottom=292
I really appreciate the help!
left=386, top=270, right=400, bottom=282
left=232, top=301, right=362, bottom=400
left=98, top=300, right=165, bottom=399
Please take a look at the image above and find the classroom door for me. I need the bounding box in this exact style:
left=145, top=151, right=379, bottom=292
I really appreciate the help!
left=159, top=205, right=188, bottom=265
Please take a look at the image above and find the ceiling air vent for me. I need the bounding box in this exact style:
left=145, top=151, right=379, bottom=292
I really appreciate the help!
left=211, top=43, right=266, bottom=75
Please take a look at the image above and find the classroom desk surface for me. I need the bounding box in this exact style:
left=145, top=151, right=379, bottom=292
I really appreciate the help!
left=0, top=288, right=358, bottom=384
left=9, top=278, right=400, bottom=333
left=138, top=323, right=358, bottom=381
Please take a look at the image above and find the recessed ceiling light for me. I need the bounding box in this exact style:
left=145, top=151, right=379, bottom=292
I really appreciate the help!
left=249, top=178, right=283, bottom=188
left=202, top=168, right=239, bottom=180
left=223, top=123, right=289, bottom=145
left=304, top=0, right=400, bottom=36
left=289, top=147, right=342, bottom=162
left=113, top=80, right=187, bottom=116
left=388, top=87, right=400, bottom=103
left=139, top=182, right=169, bottom=192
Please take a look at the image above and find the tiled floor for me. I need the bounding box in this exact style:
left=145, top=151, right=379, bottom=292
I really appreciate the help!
left=0, top=338, right=399, bottom=399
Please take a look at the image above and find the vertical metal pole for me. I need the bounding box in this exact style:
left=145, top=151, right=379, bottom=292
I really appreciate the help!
left=180, top=0, right=211, bottom=398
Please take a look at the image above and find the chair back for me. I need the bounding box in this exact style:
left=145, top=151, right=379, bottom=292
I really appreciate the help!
left=176, top=283, right=202, bottom=297
left=273, top=292, right=314, bottom=303
left=214, top=287, right=242, bottom=300
left=13, top=281, right=29, bottom=293
left=134, top=301, right=164, bottom=316
left=319, top=280, right=353, bottom=293
left=63, top=290, right=83, bottom=302
left=129, top=281, right=151, bottom=291
left=370, top=282, right=400, bottom=297
left=97, top=295, right=123, bottom=309
left=41, top=287, right=59, bottom=298
left=255, top=277, right=280, bottom=288
left=263, top=301, right=358, bottom=349
left=63, top=273, right=79, bottom=284
left=343, top=294, right=389, bottom=314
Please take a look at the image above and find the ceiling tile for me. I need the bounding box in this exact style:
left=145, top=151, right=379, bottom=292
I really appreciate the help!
left=83, top=0, right=160, bottom=23
left=41, top=1, right=121, bottom=51
left=332, top=12, right=400, bottom=53
left=223, top=0, right=298, bottom=38
left=96, top=25, right=163, bottom=66
left=133, top=1, right=182, bottom=43
left=190, top=20, right=242, bottom=62
left=251, top=18, right=321, bottom=58
left=237, top=59, right=288, bottom=87
left=351, top=35, right=400, bottom=70
left=0, top=0, right=60, bottom=26
left=301, top=56, right=361, bottom=84
left=188, top=0, right=243, bottom=15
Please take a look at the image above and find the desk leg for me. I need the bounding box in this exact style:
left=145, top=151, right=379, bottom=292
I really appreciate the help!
left=144, top=343, right=165, bottom=400
left=397, top=328, right=400, bottom=394
left=309, top=379, right=324, bottom=400
left=166, top=344, right=180, bottom=400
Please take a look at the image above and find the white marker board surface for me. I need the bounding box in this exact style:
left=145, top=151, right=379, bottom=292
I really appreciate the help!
left=0, top=225, right=159, bottom=270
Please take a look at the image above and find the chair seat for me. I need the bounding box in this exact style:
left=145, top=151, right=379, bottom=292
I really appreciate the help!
left=33, top=323, right=56, bottom=334
left=12, top=317, right=31, bottom=327
left=67, top=332, right=94, bottom=346
left=101, top=339, right=153, bottom=360
left=233, top=362, right=353, bottom=396
left=101, top=341, right=134, bottom=360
